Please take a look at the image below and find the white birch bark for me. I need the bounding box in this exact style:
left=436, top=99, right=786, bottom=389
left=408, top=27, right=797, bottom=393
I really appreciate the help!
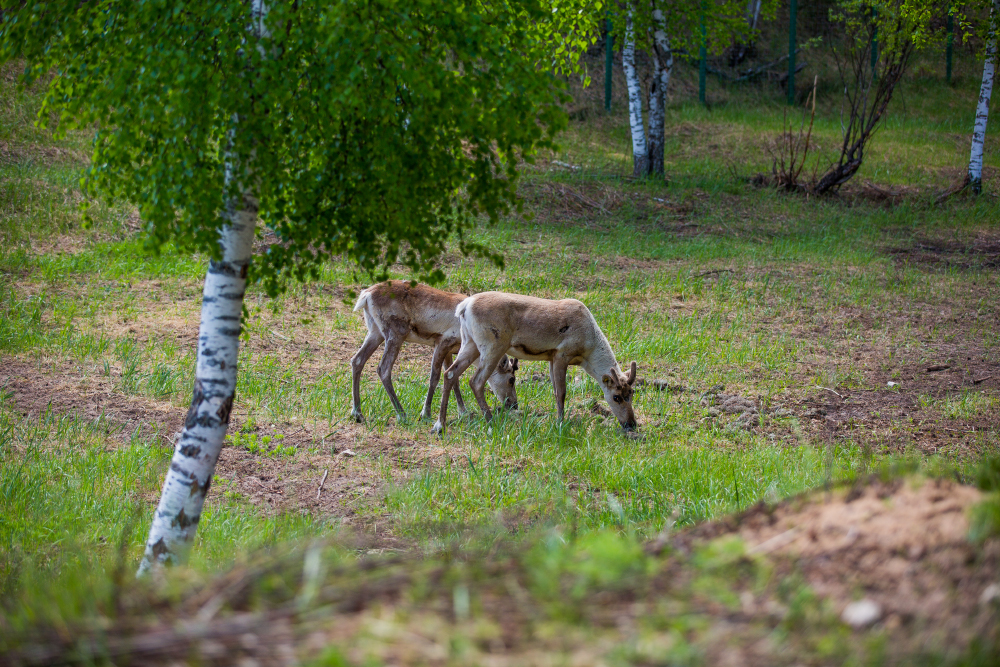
left=746, top=0, right=762, bottom=32
left=137, top=0, right=268, bottom=576
left=969, top=0, right=998, bottom=194
left=648, top=9, right=673, bottom=176
left=622, top=9, right=648, bottom=177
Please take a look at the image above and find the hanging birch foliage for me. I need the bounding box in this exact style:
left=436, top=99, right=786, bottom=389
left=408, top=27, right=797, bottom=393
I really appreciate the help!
left=0, top=0, right=600, bottom=571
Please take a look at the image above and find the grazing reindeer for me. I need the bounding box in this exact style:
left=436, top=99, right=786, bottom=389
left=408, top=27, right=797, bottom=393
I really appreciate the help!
left=433, top=292, right=638, bottom=434
left=351, top=281, right=519, bottom=423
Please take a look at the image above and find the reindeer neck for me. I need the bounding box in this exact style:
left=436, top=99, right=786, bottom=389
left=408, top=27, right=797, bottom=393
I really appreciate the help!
left=582, top=335, right=620, bottom=384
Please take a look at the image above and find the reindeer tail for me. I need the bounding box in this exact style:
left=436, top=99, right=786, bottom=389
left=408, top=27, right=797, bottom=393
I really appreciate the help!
left=353, top=288, right=372, bottom=313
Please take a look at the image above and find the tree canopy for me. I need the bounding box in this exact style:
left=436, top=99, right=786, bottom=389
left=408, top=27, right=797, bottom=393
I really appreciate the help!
left=1, top=0, right=599, bottom=294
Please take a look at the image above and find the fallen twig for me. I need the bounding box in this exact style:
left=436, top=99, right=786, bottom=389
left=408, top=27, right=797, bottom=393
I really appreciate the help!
left=269, top=329, right=290, bottom=341
left=926, top=364, right=951, bottom=372
left=973, top=375, right=993, bottom=384
left=815, top=386, right=843, bottom=399
left=694, top=269, right=734, bottom=278
left=316, top=469, right=329, bottom=500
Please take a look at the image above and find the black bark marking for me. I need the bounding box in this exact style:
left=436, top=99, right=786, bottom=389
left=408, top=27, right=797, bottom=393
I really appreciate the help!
left=170, top=461, right=196, bottom=477
left=184, top=380, right=206, bottom=428
left=216, top=393, right=234, bottom=424
left=171, top=508, right=199, bottom=530
left=150, top=537, right=170, bottom=559
left=208, top=260, right=242, bottom=277
left=179, top=444, right=202, bottom=458
left=218, top=327, right=242, bottom=337
left=559, top=325, right=570, bottom=333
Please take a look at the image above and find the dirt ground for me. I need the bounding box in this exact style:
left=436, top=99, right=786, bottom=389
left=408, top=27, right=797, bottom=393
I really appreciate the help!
left=0, top=356, right=458, bottom=549
left=3, top=308, right=998, bottom=530
left=19, top=475, right=992, bottom=667
left=665, top=477, right=999, bottom=664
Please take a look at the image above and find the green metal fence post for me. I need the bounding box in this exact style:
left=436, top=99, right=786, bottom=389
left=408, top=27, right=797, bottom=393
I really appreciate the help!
left=699, top=12, right=707, bottom=105
left=946, top=13, right=954, bottom=83
left=871, top=7, right=879, bottom=76
left=787, top=0, right=797, bottom=105
left=605, top=15, right=613, bottom=111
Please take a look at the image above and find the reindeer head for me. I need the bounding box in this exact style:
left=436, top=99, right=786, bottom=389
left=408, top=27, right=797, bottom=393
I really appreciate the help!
left=487, top=355, right=519, bottom=410
left=601, top=361, right=637, bottom=430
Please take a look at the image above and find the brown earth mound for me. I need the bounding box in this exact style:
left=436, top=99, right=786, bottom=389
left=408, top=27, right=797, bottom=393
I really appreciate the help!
left=671, top=477, right=999, bottom=663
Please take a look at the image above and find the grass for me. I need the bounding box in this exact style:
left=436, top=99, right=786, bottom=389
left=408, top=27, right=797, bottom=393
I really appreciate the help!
left=1, top=44, right=999, bottom=664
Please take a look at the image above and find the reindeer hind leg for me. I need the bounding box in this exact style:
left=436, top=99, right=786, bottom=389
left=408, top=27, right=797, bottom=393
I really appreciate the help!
left=420, top=338, right=450, bottom=420
left=350, top=325, right=384, bottom=423
left=376, top=327, right=408, bottom=422
left=469, top=344, right=509, bottom=423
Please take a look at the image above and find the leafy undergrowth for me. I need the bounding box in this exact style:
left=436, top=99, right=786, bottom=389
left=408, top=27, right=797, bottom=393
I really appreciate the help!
left=2, top=473, right=998, bottom=666
left=2, top=47, right=1000, bottom=666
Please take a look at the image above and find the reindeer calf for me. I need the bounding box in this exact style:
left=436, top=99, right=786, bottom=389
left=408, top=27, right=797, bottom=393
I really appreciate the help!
left=351, top=281, right=518, bottom=423
left=433, top=291, right=637, bottom=434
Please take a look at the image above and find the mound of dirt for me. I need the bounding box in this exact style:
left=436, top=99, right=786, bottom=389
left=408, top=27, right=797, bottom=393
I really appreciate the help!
left=676, top=478, right=999, bottom=658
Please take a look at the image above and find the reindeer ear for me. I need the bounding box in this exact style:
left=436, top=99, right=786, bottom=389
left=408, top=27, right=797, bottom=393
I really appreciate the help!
left=498, top=356, right=509, bottom=371
left=511, top=358, right=519, bottom=372
left=627, top=361, right=637, bottom=385
left=602, top=374, right=616, bottom=388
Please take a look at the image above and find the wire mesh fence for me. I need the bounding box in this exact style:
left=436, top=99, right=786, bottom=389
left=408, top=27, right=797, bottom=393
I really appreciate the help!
left=576, top=0, right=986, bottom=113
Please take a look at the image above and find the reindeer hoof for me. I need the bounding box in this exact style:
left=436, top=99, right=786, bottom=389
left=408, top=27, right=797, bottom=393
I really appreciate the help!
left=351, top=411, right=365, bottom=424
left=396, top=412, right=410, bottom=425
left=418, top=409, right=432, bottom=420
left=431, top=421, right=445, bottom=436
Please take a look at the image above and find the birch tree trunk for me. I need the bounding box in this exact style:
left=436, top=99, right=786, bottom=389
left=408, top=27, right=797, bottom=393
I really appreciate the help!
left=137, top=195, right=257, bottom=575
left=747, top=0, right=762, bottom=32
left=969, top=0, right=998, bottom=194
left=623, top=9, right=648, bottom=177
left=137, top=0, right=268, bottom=577
left=647, top=10, right=673, bottom=177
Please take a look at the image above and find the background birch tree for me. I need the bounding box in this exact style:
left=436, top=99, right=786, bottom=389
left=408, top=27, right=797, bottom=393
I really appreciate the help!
left=0, top=0, right=599, bottom=573
left=968, top=0, right=999, bottom=194
left=612, top=0, right=772, bottom=178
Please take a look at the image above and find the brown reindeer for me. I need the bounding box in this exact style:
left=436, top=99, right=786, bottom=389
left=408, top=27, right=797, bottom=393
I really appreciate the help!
left=432, top=291, right=637, bottom=434
left=351, top=281, right=518, bottom=423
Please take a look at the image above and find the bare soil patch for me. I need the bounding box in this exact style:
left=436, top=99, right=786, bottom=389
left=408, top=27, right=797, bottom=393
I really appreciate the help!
left=883, top=231, right=1000, bottom=270
left=670, top=477, right=998, bottom=662
left=0, top=355, right=456, bottom=547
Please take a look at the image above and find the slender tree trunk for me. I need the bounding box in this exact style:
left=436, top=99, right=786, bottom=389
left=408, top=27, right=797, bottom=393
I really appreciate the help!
left=623, top=9, right=648, bottom=177
left=137, top=196, right=257, bottom=575
left=137, top=0, right=268, bottom=576
left=647, top=9, right=673, bottom=176
left=747, top=0, right=762, bottom=32
left=969, top=0, right=998, bottom=194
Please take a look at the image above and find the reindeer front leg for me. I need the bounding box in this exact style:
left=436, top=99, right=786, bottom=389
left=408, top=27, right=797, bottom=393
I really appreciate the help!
left=420, top=337, right=451, bottom=420
left=549, top=357, right=570, bottom=423
left=433, top=344, right=479, bottom=435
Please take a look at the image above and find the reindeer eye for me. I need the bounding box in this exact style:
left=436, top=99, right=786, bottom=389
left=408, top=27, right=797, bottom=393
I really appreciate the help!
left=613, top=395, right=622, bottom=403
